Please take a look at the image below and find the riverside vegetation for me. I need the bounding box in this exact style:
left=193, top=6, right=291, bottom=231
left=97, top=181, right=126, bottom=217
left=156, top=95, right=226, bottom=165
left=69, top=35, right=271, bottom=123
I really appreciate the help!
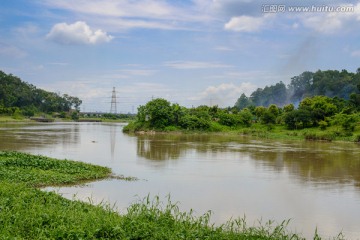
left=123, top=96, right=360, bottom=142
left=0, top=151, right=343, bottom=239
left=124, top=68, right=360, bottom=142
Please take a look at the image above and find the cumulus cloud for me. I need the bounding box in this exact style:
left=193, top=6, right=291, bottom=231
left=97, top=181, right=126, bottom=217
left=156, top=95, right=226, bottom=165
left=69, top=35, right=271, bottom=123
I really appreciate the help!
left=190, top=82, right=257, bottom=107
left=46, top=21, right=113, bottom=45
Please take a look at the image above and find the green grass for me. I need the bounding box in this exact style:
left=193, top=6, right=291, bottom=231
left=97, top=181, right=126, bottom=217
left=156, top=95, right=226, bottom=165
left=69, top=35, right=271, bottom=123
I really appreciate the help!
left=0, top=151, right=345, bottom=239
left=0, top=151, right=111, bottom=187
left=0, top=115, right=31, bottom=122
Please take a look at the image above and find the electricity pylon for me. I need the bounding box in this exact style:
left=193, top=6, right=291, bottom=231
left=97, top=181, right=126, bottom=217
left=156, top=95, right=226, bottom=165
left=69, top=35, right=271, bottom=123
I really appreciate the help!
left=110, top=87, right=117, bottom=114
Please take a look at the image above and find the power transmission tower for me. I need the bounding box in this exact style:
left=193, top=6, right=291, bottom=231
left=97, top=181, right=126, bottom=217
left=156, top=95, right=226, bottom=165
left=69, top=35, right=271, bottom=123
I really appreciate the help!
left=110, top=87, right=117, bottom=114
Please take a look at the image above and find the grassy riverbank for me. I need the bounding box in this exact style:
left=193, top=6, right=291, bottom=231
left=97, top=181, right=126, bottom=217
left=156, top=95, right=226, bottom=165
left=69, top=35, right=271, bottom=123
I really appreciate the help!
left=0, top=151, right=341, bottom=239
left=125, top=121, right=360, bottom=143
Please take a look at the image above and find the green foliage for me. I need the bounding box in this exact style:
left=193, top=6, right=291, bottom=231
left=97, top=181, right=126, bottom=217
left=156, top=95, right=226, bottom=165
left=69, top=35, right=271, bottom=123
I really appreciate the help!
left=250, top=82, right=287, bottom=107
left=283, top=104, right=295, bottom=113
left=0, top=151, right=111, bottom=187
left=140, top=98, right=173, bottom=129
left=12, top=108, right=23, bottom=120
left=303, top=131, right=336, bottom=142
left=127, top=69, right=360, bottom=135
left=179, top=114, right=210, bottom=130
left=284, top=109, right=312, bottom=129
left=254, top=106, right=267, bottom=122
left=332, top=113, right=358, bottom=131
left=218, top=113, right=242, bottom=127
left=59, top=111, right=67, bottom=118
left=239, top=110, right=253, bottom=127
left=261, top=110, right=276, bottom=124
left=318, top=120, right=328, bottom=130
left=71, top=111, right=80, bottom=121
left=0, top=70, right=82, bottom=114
left=235, top=68, right=360, bottom=109
left=234, top=93, right=251, bottom=110
left=128, top=98, right=256, bottom=132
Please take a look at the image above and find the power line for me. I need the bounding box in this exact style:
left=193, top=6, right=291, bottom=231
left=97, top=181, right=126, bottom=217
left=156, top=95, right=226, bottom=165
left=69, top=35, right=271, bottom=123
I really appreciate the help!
left=110, top=87, right=117, bottom=114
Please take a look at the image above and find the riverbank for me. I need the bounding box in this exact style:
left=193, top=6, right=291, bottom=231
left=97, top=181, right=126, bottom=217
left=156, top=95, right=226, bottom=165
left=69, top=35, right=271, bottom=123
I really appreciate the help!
left=0, top=151, right=337, bottom=239
left=125, top=122, right=360, bottom=143
left=0, top=115, right=130, bottom=123
left=2, top=115, right=359, bottom=143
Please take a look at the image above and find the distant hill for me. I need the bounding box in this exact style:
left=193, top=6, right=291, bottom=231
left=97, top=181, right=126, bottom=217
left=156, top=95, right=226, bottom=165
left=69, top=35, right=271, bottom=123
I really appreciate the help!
left=0, top=70, right=82, bottom=115
left=235, top=68, right=360, bottom=109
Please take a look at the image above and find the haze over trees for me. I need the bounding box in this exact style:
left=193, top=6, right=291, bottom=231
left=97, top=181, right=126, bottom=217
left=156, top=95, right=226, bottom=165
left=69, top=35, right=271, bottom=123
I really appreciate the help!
left=234, top=68, right=360, bottom=109
left=0, top=71, right=82, bottom=116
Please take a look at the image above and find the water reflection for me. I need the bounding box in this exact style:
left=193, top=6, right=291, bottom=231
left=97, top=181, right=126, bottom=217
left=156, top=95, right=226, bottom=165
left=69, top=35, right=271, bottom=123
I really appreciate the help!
left=110, top=124, right=116, bottom=159
left=0, top=123, right=80, bottom=151
left=137, top=135, right=182, bottom=161
left=135, top=133, right=360, bottom=189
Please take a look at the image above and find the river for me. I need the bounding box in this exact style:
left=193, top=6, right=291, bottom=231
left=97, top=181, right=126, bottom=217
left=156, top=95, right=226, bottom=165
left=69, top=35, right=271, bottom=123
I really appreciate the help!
left=0, top=122, right=359, bottom=239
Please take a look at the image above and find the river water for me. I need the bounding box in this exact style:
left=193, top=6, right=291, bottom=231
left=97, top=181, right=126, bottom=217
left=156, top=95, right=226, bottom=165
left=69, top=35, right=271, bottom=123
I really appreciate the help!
left=0, top=122, right=360, bottom=239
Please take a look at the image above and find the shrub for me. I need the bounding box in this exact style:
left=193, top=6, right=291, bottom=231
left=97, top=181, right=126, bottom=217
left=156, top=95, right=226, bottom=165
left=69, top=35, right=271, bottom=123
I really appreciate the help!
left=179, top=115, right=210, bottom=130
left=318, top=120, right=328, bottom=130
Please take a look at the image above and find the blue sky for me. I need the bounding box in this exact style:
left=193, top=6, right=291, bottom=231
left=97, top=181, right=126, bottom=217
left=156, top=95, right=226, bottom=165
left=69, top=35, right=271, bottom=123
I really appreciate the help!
left=1, top=0, right=360, bottom=112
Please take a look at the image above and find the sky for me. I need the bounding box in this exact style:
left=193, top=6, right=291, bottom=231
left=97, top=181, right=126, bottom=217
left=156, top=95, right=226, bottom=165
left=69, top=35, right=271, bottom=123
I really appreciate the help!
left=1, top=0, right=360, bottom=113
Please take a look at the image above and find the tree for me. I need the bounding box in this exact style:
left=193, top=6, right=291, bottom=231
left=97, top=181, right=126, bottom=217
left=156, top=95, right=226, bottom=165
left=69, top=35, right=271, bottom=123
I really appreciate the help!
left=254, top=106, right=266, bottom=122
left=261, top=110, right=276, bottom=124
left=299, top=96, right=338, bottom=124
left=0, top=71, right=82, bottom=114
left=268, top=104, right=279, bottom=117
left=234, top=93, right=251, bottom=110
left=284, top=109, right=312, bottom=129
left=288, top=71, right=313, bottom=103
left=143, top=98, right=173, bottom=129
left=283, top=104, right=294, bottom=113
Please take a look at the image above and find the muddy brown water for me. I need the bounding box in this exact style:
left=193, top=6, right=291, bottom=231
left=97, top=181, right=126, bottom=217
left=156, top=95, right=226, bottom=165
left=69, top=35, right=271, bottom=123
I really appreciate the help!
left=1, top=122, right=360, bottom=239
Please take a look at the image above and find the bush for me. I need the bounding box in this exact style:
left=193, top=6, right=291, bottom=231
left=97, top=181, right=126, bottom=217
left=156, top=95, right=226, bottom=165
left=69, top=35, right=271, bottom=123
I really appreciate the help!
left=71, top=111, right=79, bottom=121
left=209, top=122, right=228, bottom=132
left=218, top=113, right=241, bottom=127
left=318, top=120, right=328, bottom=130
left=179, top=115, right=210, bottom=130
left=163, top=126, right=179, bottom=132
left=354, top=134, right=360, bottom=142
left=303, top=131, right=335, bottom=141
left=12, top=108, right=23, bottom=120
left=123, top=121, right=147, bottom=132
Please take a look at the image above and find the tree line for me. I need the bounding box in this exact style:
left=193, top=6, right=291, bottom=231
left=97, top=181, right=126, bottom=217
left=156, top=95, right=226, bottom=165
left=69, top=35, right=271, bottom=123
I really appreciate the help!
left=0, top=71, right=82, bottom=117
left=124, top=94, right=360, bottom=133
left=235, top=68, right=360, bottom=109
left=125, top=68, right=360, bottom=139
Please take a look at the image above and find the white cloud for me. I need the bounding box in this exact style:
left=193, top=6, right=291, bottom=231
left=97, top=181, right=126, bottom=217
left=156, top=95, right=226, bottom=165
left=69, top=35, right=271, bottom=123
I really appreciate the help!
left=224, top=15, right=269, bottom=32
left=214, top=46, right=233, bottom=51
left=40, top=0, right=212, bottom=31
left=164, top=61, right=232, bottom=69
left=300, top=3, right=360, bottom=34
left=190, top=82, right=257, bottom=107
left=46, top=21, right=113, bottom=45
left=42, top=0, right=176, bottom=19
left=351, top=50, right=360, bottom=57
